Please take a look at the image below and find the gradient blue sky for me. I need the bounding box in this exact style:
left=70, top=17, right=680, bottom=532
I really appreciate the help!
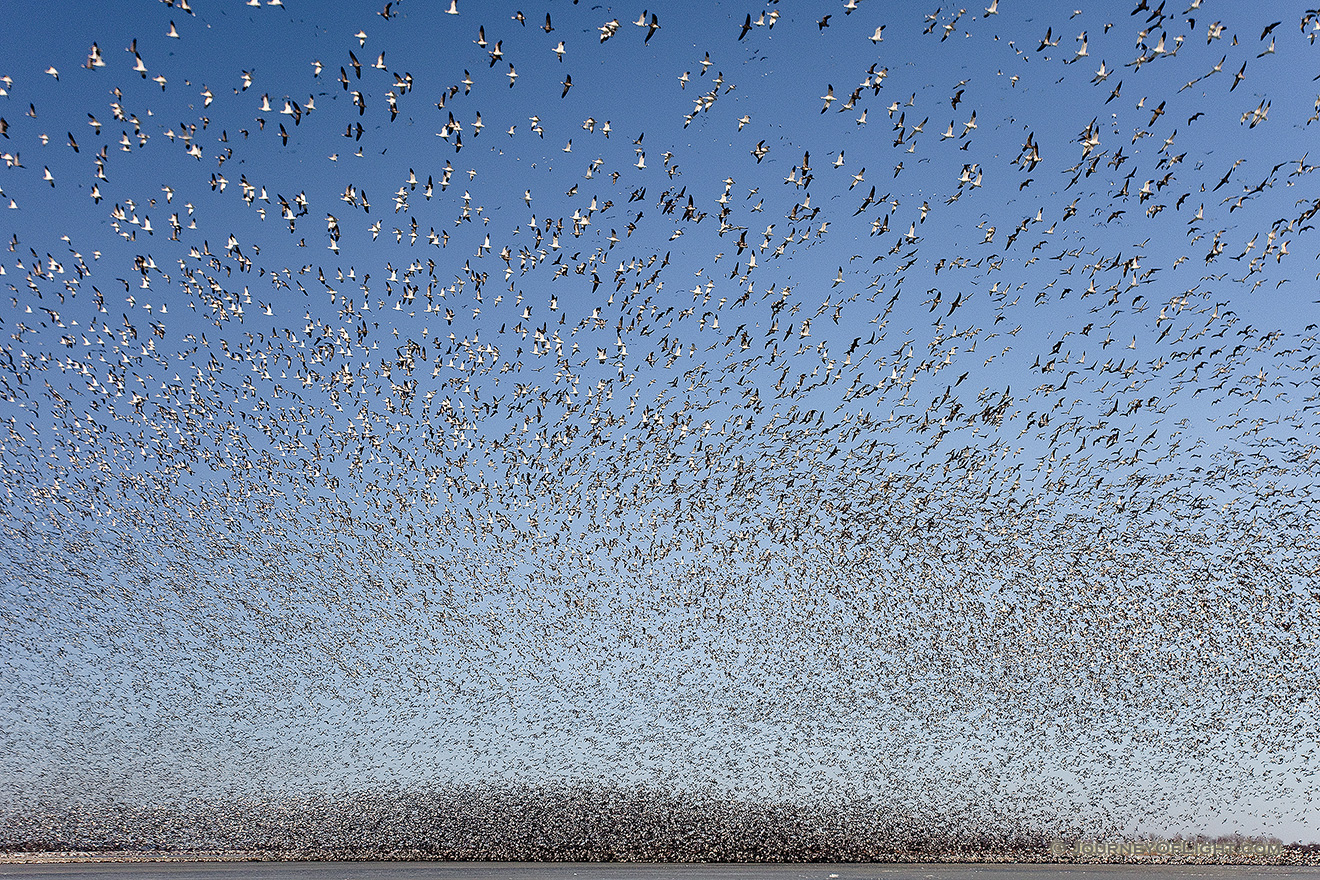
left=1, top=0, right=1318, bottom=846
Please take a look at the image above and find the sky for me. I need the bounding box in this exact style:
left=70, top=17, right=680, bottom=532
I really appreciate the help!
left=0, top=0, right=1318, bottom=850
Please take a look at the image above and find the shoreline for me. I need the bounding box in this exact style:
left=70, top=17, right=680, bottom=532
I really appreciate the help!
left=5, top=851, right=1320, bottom=866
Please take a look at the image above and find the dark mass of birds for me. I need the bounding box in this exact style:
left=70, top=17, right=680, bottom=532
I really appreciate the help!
left=0, top=0, right=1318, bottom=862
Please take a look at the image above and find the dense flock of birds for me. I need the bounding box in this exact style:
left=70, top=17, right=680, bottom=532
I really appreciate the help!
left=1, top=0, right=1318, bottom=859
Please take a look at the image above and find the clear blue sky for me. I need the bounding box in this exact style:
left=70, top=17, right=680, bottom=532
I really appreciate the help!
left=0, top=0, right=1317, bottom=848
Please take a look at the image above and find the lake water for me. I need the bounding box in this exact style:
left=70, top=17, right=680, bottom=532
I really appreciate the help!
left=2, top=864, right=1319, bottom=880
